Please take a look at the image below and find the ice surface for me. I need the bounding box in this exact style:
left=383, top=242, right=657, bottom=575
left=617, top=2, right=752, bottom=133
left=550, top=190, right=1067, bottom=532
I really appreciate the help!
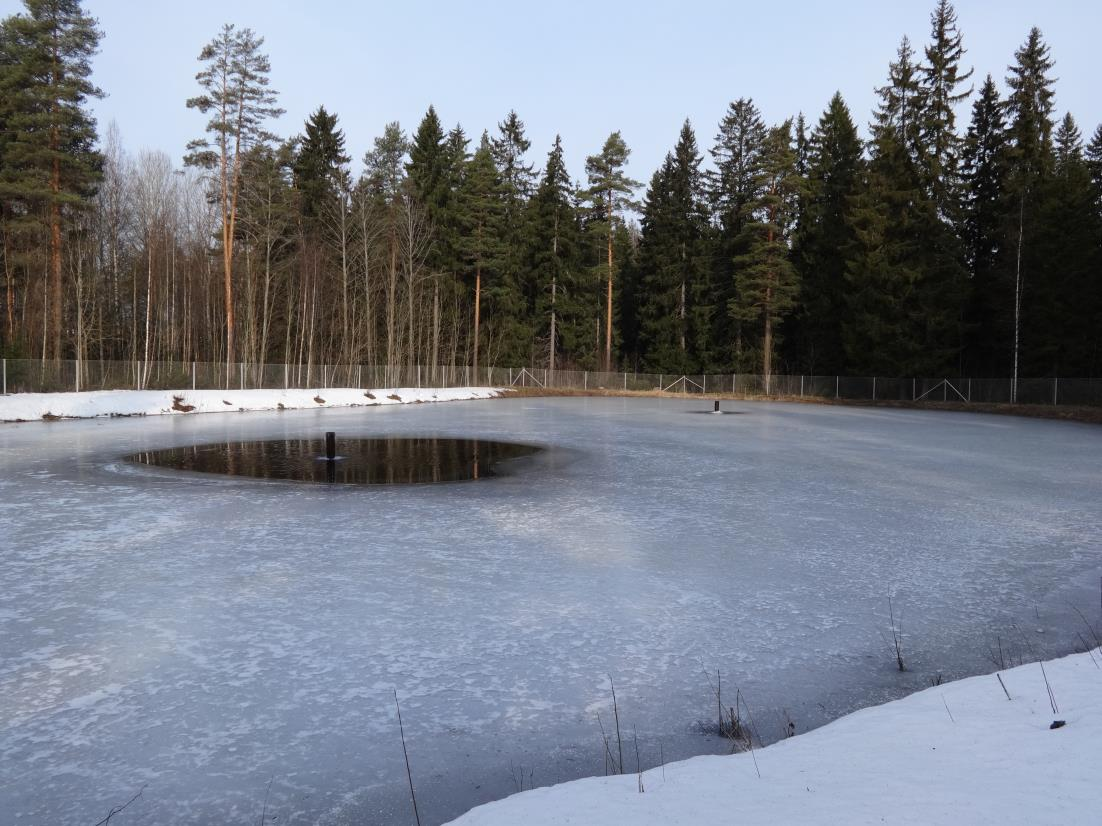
left=1, top=397, right=1101, bottom=824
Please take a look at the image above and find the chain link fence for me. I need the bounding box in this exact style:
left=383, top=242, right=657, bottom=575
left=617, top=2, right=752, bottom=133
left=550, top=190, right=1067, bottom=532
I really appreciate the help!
left=3, top=359, right=1101, bottom=407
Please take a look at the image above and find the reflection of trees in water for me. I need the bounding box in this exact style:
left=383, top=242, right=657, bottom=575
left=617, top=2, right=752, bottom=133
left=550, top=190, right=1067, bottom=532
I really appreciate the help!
left=132, top=438, right=538, bottom=484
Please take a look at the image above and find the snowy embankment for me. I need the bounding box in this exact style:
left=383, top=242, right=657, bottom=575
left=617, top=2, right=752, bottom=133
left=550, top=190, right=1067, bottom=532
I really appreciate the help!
left=448, top=649, right=1101, bottom=825
left=0, top=386, right=502, bottom=422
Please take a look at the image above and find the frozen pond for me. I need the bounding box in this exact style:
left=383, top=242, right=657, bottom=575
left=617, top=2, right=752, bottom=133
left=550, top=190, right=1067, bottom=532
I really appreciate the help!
left=2, top=397, right=1101, bottom=824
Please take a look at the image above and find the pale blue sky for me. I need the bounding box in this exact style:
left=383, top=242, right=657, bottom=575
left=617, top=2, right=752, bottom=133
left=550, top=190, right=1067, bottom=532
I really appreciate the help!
left=4, top=0, right=1099, bottom=183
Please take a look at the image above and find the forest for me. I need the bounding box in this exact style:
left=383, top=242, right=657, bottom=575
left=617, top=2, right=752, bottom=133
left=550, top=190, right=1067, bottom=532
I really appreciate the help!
left=1, top=0, right=1100, bottom=384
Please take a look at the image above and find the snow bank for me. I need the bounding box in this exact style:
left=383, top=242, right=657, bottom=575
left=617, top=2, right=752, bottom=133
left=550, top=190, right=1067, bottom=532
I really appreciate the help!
left=0, top=386, right=502, bottom=422
left=447, top=649, right=1102, bottom=825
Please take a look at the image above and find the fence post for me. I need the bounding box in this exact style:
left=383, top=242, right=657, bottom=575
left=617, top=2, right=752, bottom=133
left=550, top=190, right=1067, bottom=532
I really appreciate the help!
left=584, top=371, right=588, bottom=391
left=508, top=367, right=512, bottom=386
left=912, top=378, right=916, bottom=401
left=835, top=376, right=839, bottom=399
left=623, top=371, right=627, bottom=391
left=702, top=374, right=706, bottom=394
left=240, top=362, right=244, bottom=390
left=417, top=365, right=421, bottom=388
left=2, top=358, right=5, bottom=394
left=967, top=378, right=972, bottom=402
left=1053, top=377, right=1058, bottom=406
left=800, top=375, right=804, bottom=398
left=872, top=377, right=877, bottom=400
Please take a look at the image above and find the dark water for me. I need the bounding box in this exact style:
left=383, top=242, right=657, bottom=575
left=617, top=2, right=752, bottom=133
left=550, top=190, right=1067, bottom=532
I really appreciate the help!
left=127, top=437, right=542, bottom=484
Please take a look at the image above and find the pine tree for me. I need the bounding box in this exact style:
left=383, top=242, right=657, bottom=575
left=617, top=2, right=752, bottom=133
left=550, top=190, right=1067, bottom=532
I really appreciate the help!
left=185, top=23, right=282, bottom=372
left=583, top=131, right=640, bottom=370
left=0, top=0, right=102, bottom=360
left=960, top=75, right=1012, bottom=374
left=729, top=121, right=803, bottom=390
left=789, top=92, right=863, bottom=373
left=362, top=122, right=408, bottom=200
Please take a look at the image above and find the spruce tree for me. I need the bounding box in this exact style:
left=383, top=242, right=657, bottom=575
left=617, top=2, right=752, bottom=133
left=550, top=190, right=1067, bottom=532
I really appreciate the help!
left=293, top=106, right=351, bottom=226
left=709, top=99, right=767, bottom=368
left=1006, top=28, right=1056, bottom=181
left=638, top=120, right=710, bottom=372
left=1028, top=114, right=1099, bottom=374
left=526, top=136, right=581, bottom=371
left=843, top=128, right=925, bottom=375
left=0, top=0, right=102, bottom=360
left=490, top=111, right=535, bottom=360
left=960, top=75, right=1012, bottom=374
left=919, top=0, right=973, bottom=216
left=856, top=38, right=967, bottom=376
left=875, top=37, right=925, bottom=163
left=407, top=106, right=449, bottom=223
left=1087, top=125, right=1102, bottom=203
left=789, top=92, right=863, bottom=373
left=457, top=133, right=505, bottom=373
left=729, top=121, right=803, bottom=390
left=583, top=131, right=640, bottom=370
left=1003, top=28, right=1057, bottom=383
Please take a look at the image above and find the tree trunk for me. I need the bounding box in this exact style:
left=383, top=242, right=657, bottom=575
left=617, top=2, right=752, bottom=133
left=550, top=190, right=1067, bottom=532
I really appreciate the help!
left=473, top=265, right=481, bottom=377
left=605, top=207, right=614, bottom=371
left=49, top=162, right=62, bottom=361
left=2, top=220, right=14, bottom=345
left=432, top=279, right=439, bottom=382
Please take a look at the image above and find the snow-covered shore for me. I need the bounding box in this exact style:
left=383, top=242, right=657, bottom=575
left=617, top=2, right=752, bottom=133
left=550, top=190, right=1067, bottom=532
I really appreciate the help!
left=447, top=649, right=1102, bottom=825
left=0, top=386, right=502, bottom=422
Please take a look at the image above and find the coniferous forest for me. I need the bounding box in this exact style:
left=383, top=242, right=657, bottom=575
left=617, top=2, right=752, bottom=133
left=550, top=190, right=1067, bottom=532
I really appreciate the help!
left=1, top=0, right=1100, bottom=384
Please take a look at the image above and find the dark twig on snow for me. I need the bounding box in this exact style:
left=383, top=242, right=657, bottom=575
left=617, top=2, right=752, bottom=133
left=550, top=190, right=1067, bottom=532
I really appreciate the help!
left=1012, top=624, right=1057, bottom=715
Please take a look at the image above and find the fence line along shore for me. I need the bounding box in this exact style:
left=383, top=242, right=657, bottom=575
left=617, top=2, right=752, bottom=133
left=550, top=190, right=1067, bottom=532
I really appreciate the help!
left=3, top=358, right=1101, bottom=408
